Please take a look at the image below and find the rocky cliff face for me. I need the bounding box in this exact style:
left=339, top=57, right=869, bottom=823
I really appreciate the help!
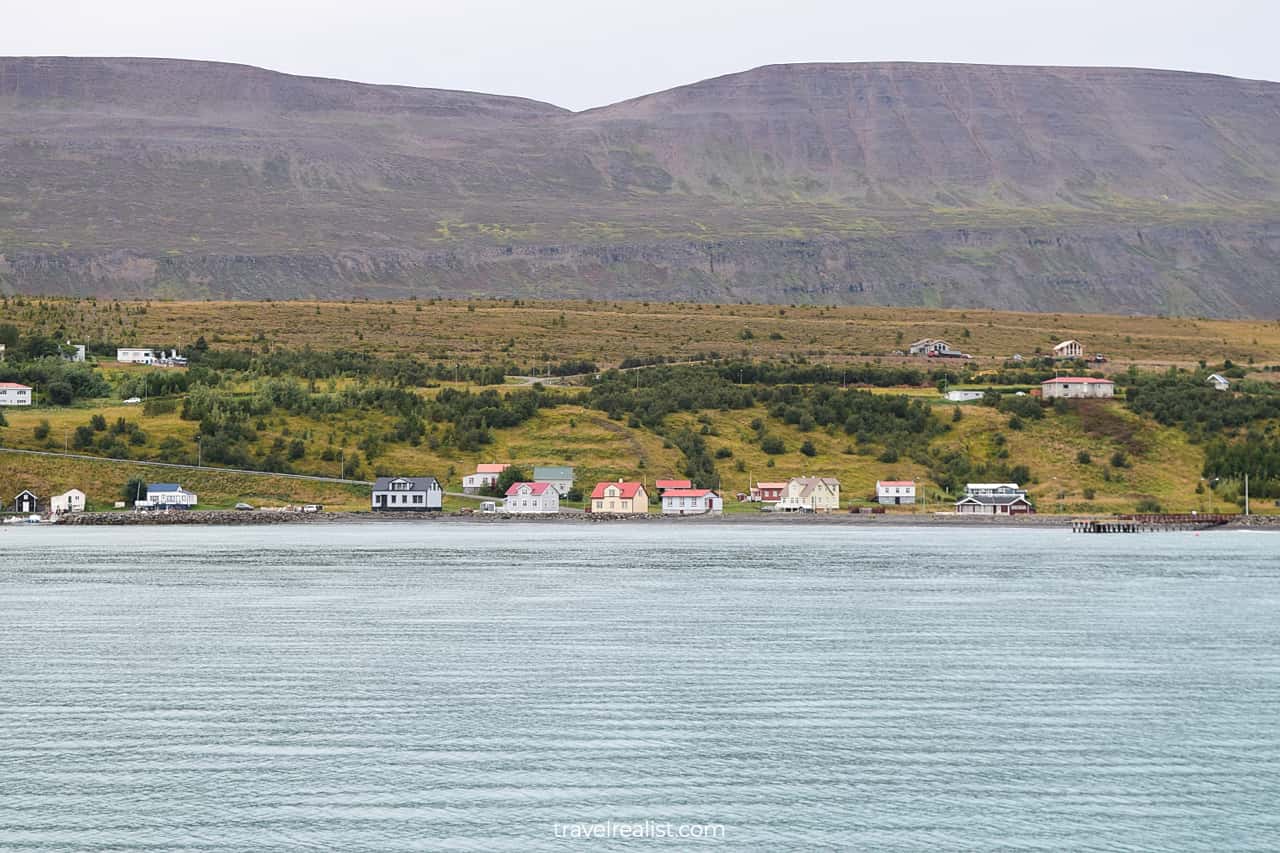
left=1, top=58, right=1279, bottom=315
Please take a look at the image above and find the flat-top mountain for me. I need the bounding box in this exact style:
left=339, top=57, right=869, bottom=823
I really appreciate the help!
left=2, top=57, right=1279, bottom=315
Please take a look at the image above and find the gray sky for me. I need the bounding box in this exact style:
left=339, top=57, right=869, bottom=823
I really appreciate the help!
left=3, top=0, right=1275, bottom=110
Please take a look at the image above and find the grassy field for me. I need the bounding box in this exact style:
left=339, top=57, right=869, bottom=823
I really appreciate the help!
left=7, top=297, right=1280, bottom=370
left=2, top=297, right=1274, bottom=515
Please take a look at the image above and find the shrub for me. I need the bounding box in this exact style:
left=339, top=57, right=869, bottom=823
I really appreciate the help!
left=1136, top=498, right=1163, bottom=513
left=47, top=382, right=73, bottom=405
left=1083, top=487, right=1096, bottom=500
left=761, top=436, right=785, bottom=455
left=800, top=440, right=817, bottom=457
left=1110, top=451, right=1130, bottom=469
left=1076, top=451, right=1092, bottom=465
left=714, top=447, right=733, bottom=459
left=33, top=420, right=50, bottom=441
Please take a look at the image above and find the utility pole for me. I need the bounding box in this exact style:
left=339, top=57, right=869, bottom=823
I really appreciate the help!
left=338, top=449, right=344, bottom=480
left=197, top=436, right=202, bottom=468
left=1245, top=473, right=1250, bottom=516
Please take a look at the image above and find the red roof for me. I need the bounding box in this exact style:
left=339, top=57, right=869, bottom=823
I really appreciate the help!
left=0, top=382, right=31, bottom=390
left=877, top=481, right=915, bottom=487
left=475, top=463, right=510, bottom=474
left=661, top=488, right=717, bottom=498
left=1042, top=377, right=1114, bottom=385
left=590, top=481, right=645, bottom=499
left=505, top=481, right=552, bottom=496
left=655, top=479, right=692, bottom=489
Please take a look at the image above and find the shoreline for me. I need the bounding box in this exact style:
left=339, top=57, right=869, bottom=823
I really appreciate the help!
left=48, top=510, right=1280, bottom=530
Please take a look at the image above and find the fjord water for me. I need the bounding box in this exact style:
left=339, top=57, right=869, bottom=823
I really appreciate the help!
left=1, top=524, right=1277, bottom=851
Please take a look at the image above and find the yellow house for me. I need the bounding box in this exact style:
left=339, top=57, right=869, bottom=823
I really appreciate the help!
left=589, top=480, right=649, bottom=513
left=778, top=477, right=841, bottom=512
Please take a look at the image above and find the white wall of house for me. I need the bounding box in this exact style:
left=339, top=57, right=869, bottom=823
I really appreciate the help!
left=1041, top=380, right=1115, bottom=399
left=372, top=477, right=442, bottom=511
left=0, top=384, right=32, bottom=406
left=117, top=348, right=157, bottom=364
left=778, top=478, right=841, bottom=511
left=876, top=483, right=916, bottom=505
left=660, top=492, right=723, bottom=515
left=143, top=487, right=197, bottom=507
left=944, top=390, right=984, bottom=402
left=51, top=490, right=86, bottom=513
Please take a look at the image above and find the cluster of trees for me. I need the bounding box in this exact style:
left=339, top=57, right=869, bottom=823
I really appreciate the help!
left=1126, top=374, right=1280, bottom=436
left=0, top=361, right=111, bottom=405
left=57, top=414, right=148, bottom=458
left=191, top=344, right=511, bottom=387
left=1203, top=434, right=1280, bottom=499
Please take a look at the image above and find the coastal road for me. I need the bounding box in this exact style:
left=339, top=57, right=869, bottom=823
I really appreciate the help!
left=0, top=446, right=372, bottom=485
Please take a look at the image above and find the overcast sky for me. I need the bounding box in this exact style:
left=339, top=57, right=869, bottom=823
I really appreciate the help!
left=3, top=0, right=1275, bottom=110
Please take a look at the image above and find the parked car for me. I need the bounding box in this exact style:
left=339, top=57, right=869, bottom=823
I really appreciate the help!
left=122, top=397, right=142, bottom=404
left=234, top=502, right=255, bottom=511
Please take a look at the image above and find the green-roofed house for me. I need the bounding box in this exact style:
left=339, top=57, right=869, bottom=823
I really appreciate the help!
left=533, top=466, right=575, bottom=497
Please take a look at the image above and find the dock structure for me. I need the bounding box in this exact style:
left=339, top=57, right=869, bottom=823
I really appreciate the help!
left=1072, top=514, right=1232, bottom=533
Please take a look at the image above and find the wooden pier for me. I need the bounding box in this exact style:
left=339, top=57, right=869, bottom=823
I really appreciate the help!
left=1072, top=513, right=1232, bottom=533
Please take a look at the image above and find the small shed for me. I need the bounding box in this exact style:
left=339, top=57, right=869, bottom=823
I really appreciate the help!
left=14, top=490, right=39, bottom=513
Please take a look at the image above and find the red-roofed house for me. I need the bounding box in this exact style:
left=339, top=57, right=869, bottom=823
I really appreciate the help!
left=503, top=482, right=560, bottom=514
left=589, top=480, right=649, bottom=514
left=0, top=382, right=32, bottom=406
left=462, top=463, right=510, bottom=494
left=750, top=482, right=786, bottom=503
left=655, top=479, right=692, bottom=492
left=1040, top=377, right=1115, bottom=400
left=660, top=488, right=723, bottom=516
left=876, top=480, right=916, bottom=505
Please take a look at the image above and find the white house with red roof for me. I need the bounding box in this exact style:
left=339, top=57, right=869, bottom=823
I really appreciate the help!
left=503, top=481, right=560, bottom=513
left=876, top=480, right=916, bottom=505
left=0, top=382, right=32, bottom=406
left=589, top=480, right=649, bottom=514
left=661, top=488, right=723, bottom=516
left=1040, top=377, right=1115, bottom=400
left=462, top=463, right=510, bottom=493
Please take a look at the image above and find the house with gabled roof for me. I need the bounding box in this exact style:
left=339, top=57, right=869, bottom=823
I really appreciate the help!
left=504, top=482, right=560, bottom=514
left=750, top=481, right=786, bottom=503
left=589, top=480, right=649, bottom=514
left=372, top=476, right=442, bottom=511
left=1053, top=340, right=1084, bottom=359
left=655, top=479, right=692, bottom=493
left=876, top=480, right=916, bottom=505
left=141, top=483, right=197, bottom=509
left=13, top=490, right=39, bottom=514
left=1040, top=377, right=1114, bottom=399
left=955, top=483, right=1033, bottom=515
left=1207, top=373, right=1231, bottom=391
left=0, top=382, right=32, bottom=406
left=778, top=477, right=841, bottom=512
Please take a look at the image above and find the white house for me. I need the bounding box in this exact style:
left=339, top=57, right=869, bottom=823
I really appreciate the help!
left=778, top=477, right=841, bottom=512
left=1040, top=377, right=1115, bottom=399
left=533, top=466, right=575, bottom=497
left=0, top=382, right=32, bottom=406
left=1053, top=340, right=1084, bottom=359
left=955, top=482, right=1033, bottom=515
left=876, top=480, right=916, bottom=505
left=1207, top=373, right=1231, bottom=392
left=503, top=481, right=561, bottom=513
left=51, top=489, right=86, bottom=513
left=139, top=483, right=197, bottom=509
left=117, top=348, right=158, bottom=364
left=462, top=463, right=509, bottom=494
left=909, top=338, right=957, bottom=357
left=660, top=488, right=724, bottom=516
left=944, top=389, right=985, bottom=402
left=371, top=476, right=442, bottom=511
left=63, top=343, right=87, bottom=362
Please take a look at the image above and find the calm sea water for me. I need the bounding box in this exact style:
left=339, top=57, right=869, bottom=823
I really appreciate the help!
left=1, top=523, right=1278, bottom=851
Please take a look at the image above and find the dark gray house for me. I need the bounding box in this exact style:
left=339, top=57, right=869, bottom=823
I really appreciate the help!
left=371, top=476, right=442, bottom=512
left=14, top=490, right=39, bottom=513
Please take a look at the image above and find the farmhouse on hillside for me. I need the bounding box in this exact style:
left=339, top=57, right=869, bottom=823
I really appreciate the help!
left=1040, top=377, right=1115, bottom=399
left=116, top=348, right=157, bottom=364
left=909, top=338, right=960, bottom=357
left=955, top=483, right=1033, bottom=515
left=661, top=488, right=724, bottom=516
left=778, top=477, right=841, bottom=512
left=139, top=483, right=198, bottom=509
left=371, top=476, right=442, bottom=511
left=462, top=463, right=509, bottom=494
left=876, top=480, right=916, bottom=505
left=50, top=489, right=86, bottom=513
left=1053, top=340, right=1084, bottom=359
left=533, top=466, right=575, bottom=497
left=0, top=382, right=32, bottom=406
left=503, top=482, right=560, bottom=513
left=944, top=389, right=985, bottom=402
left=589, top=480, right=649, bottom=514
left=1207, top=373, right=1231, bottom=391
left=13, top=490, right=39, bottom=513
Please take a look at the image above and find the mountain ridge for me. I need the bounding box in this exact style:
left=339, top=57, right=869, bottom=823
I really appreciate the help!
left=1, top=57, right=1279, bottom=316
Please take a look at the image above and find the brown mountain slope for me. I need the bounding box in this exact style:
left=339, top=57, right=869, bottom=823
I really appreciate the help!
left=1, top=57, right=1279, bottom=315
